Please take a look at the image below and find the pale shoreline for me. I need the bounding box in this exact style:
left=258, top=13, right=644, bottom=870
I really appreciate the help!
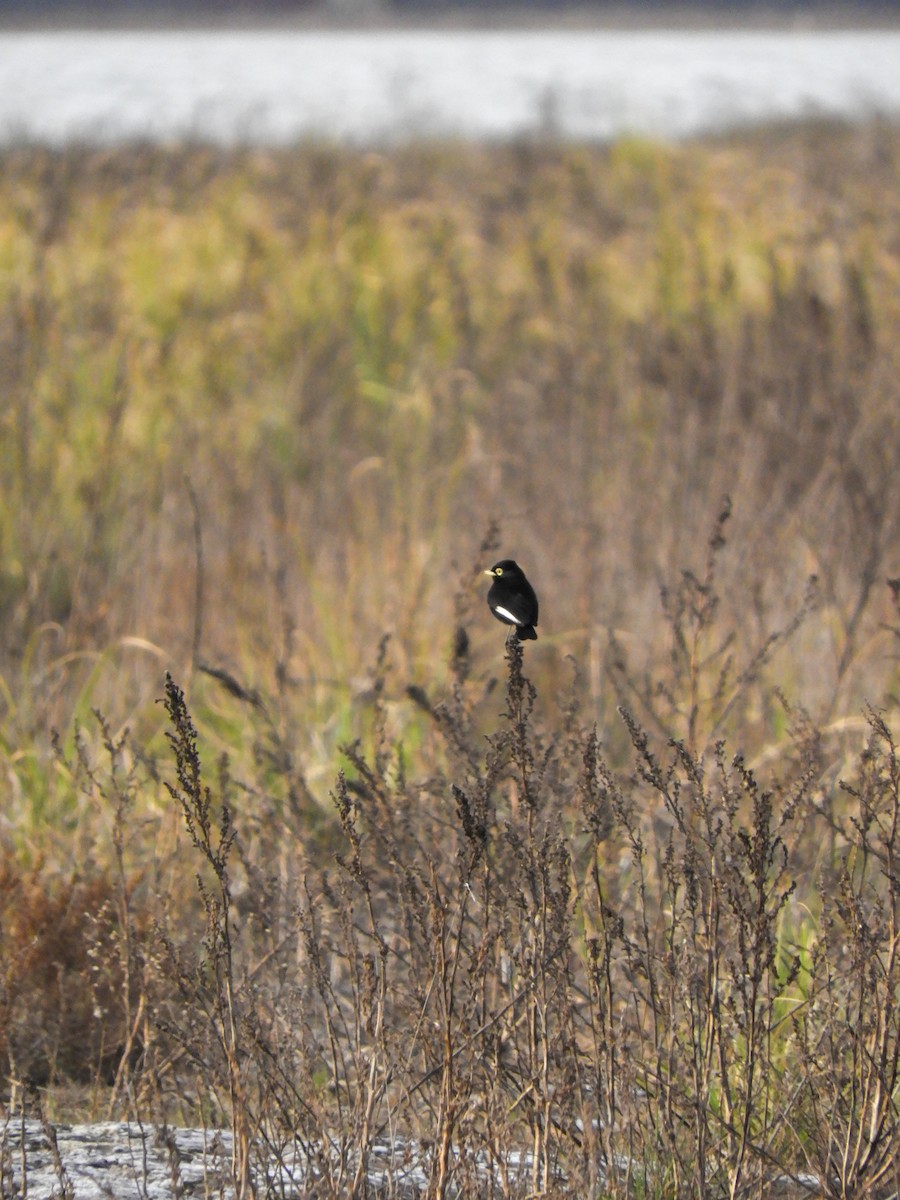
left=3, top=24, right=898, bottom=147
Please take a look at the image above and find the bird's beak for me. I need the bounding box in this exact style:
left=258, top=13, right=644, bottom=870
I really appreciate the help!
left=483, top=568, right=495, bottom=577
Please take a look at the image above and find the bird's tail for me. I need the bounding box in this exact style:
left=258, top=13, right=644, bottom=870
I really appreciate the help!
left=516, top=625, right=538, bottom=642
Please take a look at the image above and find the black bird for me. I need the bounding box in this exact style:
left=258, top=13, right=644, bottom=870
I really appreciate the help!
left=484, top=560, right=539, bottom=641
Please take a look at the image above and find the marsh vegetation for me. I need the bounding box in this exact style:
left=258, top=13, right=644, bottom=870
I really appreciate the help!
left=1, top=119, right=900, bottom=1196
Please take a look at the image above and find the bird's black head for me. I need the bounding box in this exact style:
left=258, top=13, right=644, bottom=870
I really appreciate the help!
left=484, top=559, right=522, bottom=579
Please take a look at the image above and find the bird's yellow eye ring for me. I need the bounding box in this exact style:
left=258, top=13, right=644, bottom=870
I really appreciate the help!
left=495, top=567, right=503, bottom=575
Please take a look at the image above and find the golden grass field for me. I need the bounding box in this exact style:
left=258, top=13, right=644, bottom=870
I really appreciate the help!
left=1, top=118, right=900, bottom=1195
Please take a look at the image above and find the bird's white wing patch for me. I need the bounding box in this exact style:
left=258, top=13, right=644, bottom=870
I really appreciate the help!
left=493, top=605, right=522, bottom=625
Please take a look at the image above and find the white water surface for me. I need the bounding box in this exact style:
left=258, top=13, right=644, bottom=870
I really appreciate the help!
left=1, top=28, right=898, bottom=144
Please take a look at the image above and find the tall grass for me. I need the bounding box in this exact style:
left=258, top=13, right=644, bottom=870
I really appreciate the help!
left=1, top=119, right=900, bottom=1194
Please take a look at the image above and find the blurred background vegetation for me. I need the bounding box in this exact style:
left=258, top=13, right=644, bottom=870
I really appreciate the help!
left=2, top=124, right=897, bottom=791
